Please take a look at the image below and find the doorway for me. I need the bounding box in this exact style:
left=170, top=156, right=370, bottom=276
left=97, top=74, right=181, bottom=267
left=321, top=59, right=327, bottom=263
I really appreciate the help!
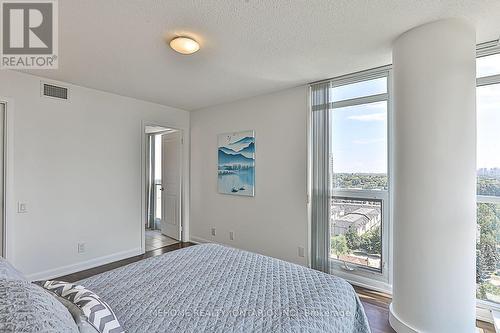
left=145, top=126, right=182, bottom=251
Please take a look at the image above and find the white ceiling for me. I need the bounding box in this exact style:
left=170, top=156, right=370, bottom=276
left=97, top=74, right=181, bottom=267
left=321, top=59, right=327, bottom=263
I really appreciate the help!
left=26, top=0, right=500, bottom=111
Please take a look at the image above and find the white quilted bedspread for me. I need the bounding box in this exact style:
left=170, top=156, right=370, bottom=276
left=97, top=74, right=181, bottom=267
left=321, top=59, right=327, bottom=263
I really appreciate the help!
left=78, top=244, right=370, bottom=333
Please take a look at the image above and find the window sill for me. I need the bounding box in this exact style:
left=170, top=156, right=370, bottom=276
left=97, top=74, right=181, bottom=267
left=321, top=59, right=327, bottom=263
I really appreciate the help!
left=491, top=310, right=500, bottom=332
left=329, top=265, right=392, bottom=295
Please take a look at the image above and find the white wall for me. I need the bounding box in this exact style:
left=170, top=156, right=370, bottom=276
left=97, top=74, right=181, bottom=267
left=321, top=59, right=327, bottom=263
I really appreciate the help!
left=0, top=70, right=190, bottom=279
left=190, top=86, right=309, bottom=265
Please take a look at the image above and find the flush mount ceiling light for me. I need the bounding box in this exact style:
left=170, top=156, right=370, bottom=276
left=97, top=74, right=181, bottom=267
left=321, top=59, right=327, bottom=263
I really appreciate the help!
left=169, top=36, right=200, bottom=55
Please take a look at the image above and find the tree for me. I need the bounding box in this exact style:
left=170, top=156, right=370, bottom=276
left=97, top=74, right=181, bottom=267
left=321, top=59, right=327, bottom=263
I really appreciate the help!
left=477, top=248, right=488, bottom=284
left=477, top=203, right=500, bottom=276
left=360, top=226, right=382, bottom=255
left=345, top=227, right=361, bottom=251
left=331, top=235, right=349, bottom=259
left=477, top=203, right=499, bottom=240
left=479, top=236, right=499, bottom=273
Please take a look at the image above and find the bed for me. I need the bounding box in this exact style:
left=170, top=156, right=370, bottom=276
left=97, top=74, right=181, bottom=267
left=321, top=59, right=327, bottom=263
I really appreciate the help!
left=76, top=244, right=371, bottom=333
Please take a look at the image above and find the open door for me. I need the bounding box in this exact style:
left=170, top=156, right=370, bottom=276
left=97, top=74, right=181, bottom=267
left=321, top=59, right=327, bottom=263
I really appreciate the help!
left=160, top=131, right=181, bottom=241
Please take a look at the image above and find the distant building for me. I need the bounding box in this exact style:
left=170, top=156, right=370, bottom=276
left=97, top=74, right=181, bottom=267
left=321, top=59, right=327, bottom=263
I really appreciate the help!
left=478, top=168, right=500, bottom=178
left=331, top=202, right=381, bottom=236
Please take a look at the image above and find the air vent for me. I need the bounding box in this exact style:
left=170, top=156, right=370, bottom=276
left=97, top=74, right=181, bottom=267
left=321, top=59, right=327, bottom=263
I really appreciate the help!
left=41, top=82, right=69, bottom=101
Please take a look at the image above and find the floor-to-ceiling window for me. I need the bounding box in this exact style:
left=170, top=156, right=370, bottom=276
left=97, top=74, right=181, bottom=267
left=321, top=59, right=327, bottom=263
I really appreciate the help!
left=476, top=46, right=500, bottom=314
left=311, top=67, right=391, bottom=289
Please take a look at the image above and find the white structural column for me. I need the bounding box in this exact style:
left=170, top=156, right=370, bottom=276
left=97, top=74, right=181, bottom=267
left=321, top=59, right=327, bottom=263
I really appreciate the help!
left=390, top=19, right=476, bottom=333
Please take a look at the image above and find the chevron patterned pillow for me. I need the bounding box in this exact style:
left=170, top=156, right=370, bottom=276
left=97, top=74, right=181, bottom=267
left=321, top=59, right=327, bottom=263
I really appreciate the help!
left=34, top=280, right=124, bottom=333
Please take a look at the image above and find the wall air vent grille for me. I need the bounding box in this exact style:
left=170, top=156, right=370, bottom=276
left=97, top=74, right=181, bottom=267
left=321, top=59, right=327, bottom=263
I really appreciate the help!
left=41, top=82, right=69, bottom=100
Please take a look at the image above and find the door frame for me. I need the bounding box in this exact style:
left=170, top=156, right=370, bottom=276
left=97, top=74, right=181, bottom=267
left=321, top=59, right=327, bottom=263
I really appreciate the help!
left=141, top=121, right=184, bottom=253
left=0, top=98, right=14, bottom=260
left=160, top=130, right=182, bottom=241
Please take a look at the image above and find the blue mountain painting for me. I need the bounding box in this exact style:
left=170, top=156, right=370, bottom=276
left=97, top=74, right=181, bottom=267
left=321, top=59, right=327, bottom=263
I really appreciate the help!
left=218, top=149, right=253, bottom=166
left=227, top=136, right=254, bottom=152
left=217, top=131, right=255, bottom=196
left=219, top=142, right=255, bottom=159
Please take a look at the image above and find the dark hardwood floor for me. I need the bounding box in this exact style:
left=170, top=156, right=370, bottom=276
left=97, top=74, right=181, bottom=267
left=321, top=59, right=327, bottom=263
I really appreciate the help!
left=354, top=286, right=396, bottom=333
left=57, top=243, right=495, bottom=333
left=57, top=242, right=195, bottom=282
left=354, top=286, right=495, bottom=333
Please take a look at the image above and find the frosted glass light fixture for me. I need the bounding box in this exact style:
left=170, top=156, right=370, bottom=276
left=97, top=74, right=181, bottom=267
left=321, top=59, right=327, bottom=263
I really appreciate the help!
left=169, top=37, right=200, bottom=55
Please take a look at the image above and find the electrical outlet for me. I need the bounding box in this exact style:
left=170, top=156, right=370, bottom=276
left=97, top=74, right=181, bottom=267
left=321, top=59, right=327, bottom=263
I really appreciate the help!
left=229, top=231, right=235, bottom=241
left=17, top=202, right=28, bottom=213
left=298, top=246, right=305, bottom=258
left=211, top=228, right=216, bottom=236
left=77, top=243, right=86, bottom=254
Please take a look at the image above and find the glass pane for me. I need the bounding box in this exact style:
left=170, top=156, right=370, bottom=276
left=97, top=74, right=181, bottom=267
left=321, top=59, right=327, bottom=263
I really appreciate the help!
left=329, top=101, right=388, bottom=190
left=477, top=53, right=500, bottom=78
left=477, top=84, right=500, bottom=197
left=331, top=77, right=387, bottom=102
left=476, top=202, right=500, bottom=303
left=330, top=197, right=382, bottom=271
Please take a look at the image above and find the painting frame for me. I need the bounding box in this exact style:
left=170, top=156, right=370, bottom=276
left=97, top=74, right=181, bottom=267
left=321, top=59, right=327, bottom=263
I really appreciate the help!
left=217, top=130, right=255, bottom=197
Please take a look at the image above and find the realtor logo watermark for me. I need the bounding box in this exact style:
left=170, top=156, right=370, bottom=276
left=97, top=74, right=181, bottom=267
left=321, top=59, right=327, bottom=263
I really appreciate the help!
left=1, top=0, right=58, bottom=69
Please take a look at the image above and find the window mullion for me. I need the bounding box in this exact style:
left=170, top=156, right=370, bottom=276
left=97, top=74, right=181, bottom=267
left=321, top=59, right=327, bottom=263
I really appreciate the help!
left=477, top=195, right=500, bottom=204
left=332, top=93, right=388, bottom=109
left=477, top=74, right=500, bottom=87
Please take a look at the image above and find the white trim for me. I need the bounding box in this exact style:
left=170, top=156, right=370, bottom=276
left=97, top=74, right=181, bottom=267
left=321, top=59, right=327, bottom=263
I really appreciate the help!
left=477, top=299, right=500, bottom=323
left=387, top=68, right=394, bottom=288
left=309, top=66, right=392, bottom=290
left=333, top=269, right=392, bottom=294
left=189, top=236, right=240, bottom=251
left=331, top=93, right=388, bottom=109
left=0, top=102, right=4, bottom=258
left=477, top=305, right=494, bottom=323
left=306, top=86, right=312, bottom=268
left=189, top=235, right=212, bottom=244
left=25, top=247, right=142, bottom=281
left=477, top=74, right=500, bottom=87
left=492, top=310, right=500, bottom=332
left=477, top=195, right=500, bottom=204
left=0, top=98, right=14, bottom=262
left=475, top=45, right=500, bottom=322
left=141, top=121, right=187, bottom=255
left=389, top=303, right=419, bottom=333
left=477, top=40, right=500, bottom=57
left=310, top=65, right=392, bottom=87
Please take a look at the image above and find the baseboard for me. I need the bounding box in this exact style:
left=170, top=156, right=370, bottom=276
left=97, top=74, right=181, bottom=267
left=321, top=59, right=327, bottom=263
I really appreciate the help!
left=26, top=247, right=143, bottom=281
left=343, top=277, right=392, bottom=295
left=389, top=303, right=419, bottom=333
left=189, top=235, right=213, bottom=244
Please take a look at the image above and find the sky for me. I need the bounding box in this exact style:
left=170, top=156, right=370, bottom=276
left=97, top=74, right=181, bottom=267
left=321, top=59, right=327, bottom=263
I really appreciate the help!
left=477, top=83, right=500, bottom=169
left=330, top=101, right=387, bottom=173
left=329, top=54, right=500, bottom=173
left=330, top=78, right=388, bottom=173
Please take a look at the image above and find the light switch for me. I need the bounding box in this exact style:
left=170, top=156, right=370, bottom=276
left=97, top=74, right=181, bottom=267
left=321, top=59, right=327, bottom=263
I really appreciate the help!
left=17, top=202, right=28, bottom=213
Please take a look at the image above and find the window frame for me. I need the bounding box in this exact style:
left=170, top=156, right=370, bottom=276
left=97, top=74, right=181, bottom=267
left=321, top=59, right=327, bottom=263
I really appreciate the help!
left=309, top=40, right=500, bottom=319
left=323, top=66, right=393, bottom=291
left=475, top=42, right=500, bottom=322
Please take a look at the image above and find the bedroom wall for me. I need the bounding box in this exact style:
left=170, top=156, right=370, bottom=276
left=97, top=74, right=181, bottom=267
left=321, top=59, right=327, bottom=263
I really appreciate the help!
left=0, top=70, right=190, bottom=279
left=190, top=86, right=309, bottom=265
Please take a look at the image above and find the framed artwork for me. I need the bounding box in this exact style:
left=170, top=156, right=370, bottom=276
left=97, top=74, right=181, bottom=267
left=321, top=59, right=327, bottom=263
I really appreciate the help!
left=217, top=130, right=255, bottom=196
